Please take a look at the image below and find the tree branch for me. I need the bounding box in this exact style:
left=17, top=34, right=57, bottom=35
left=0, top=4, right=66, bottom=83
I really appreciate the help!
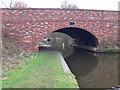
left=10, top=0, right=13, bottom=8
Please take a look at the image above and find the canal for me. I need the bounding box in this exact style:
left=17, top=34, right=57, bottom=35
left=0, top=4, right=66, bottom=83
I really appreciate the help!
left=42, top=32, right=119, bottom=89
left=65, top=48, right=119, bottom=88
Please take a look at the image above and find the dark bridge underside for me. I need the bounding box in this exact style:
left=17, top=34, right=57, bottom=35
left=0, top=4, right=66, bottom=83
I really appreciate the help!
left=54, top=27, right=98, bottom=48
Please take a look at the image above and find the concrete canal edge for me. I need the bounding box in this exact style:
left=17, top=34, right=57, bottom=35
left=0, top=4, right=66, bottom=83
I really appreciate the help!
left=58, top=52, right=79, bottom=88
left=58, top=52, right=71, bottom=72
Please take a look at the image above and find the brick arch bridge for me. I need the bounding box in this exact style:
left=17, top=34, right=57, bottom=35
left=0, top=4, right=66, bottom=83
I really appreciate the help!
left=2, top=8, right=118, bottom=52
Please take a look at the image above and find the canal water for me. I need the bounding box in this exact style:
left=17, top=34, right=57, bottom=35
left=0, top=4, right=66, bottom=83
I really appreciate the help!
left=65, top=49, right=119, bottom=88
left=43, top=32, right=119, bottom=88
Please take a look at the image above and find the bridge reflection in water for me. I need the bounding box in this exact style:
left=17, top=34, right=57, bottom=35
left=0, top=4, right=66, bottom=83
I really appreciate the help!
left=42, top=32, right=119, bottom=88
left=66, top=50, right=118, bottom=88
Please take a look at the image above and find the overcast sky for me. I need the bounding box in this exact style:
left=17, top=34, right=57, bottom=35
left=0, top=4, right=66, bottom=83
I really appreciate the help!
left=1, top=0, right=120, bottom=10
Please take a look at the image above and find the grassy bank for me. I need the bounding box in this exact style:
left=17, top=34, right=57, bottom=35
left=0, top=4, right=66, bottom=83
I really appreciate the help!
left=2, top=52, right=77, bottom=88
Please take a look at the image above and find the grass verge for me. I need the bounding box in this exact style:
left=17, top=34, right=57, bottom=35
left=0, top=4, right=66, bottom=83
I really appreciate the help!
left=40, top=42, right=48, bottom=45
left=2, top=52, right=77, bottom=88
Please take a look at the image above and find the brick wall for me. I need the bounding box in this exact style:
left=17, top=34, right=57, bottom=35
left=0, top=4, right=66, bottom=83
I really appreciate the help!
left=1, top=8, right=118, bottom=52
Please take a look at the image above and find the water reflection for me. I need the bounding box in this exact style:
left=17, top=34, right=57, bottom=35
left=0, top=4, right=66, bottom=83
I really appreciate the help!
left=65, top=50, right=98, bottom=76
left=66, top=51, right=118, bottom=88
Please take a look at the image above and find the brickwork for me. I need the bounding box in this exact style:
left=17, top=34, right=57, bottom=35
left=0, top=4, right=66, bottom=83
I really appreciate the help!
left=1, top=8, right=118, bottom=52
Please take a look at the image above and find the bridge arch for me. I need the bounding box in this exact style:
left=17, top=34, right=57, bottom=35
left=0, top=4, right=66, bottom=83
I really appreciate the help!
left=51, top=27, right=98, bottom=48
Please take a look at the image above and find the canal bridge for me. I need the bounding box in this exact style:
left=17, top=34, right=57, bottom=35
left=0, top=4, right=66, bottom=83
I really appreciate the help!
left=2, top=8, right=118, bottom=52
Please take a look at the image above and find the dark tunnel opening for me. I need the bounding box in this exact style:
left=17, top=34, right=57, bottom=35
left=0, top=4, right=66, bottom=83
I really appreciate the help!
left=53, top=27, right=98, bottom=48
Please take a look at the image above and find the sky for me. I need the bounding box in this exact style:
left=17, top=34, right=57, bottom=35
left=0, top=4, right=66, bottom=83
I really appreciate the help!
left=1, top=0, right=120, bottom=11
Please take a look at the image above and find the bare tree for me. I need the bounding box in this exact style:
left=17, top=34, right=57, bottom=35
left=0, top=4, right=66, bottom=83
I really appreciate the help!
left=1, top=0, right=27, bottom=8
left=61, top=0, right=79, bottom=9
left=13, top=1, right=27, bottom=8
